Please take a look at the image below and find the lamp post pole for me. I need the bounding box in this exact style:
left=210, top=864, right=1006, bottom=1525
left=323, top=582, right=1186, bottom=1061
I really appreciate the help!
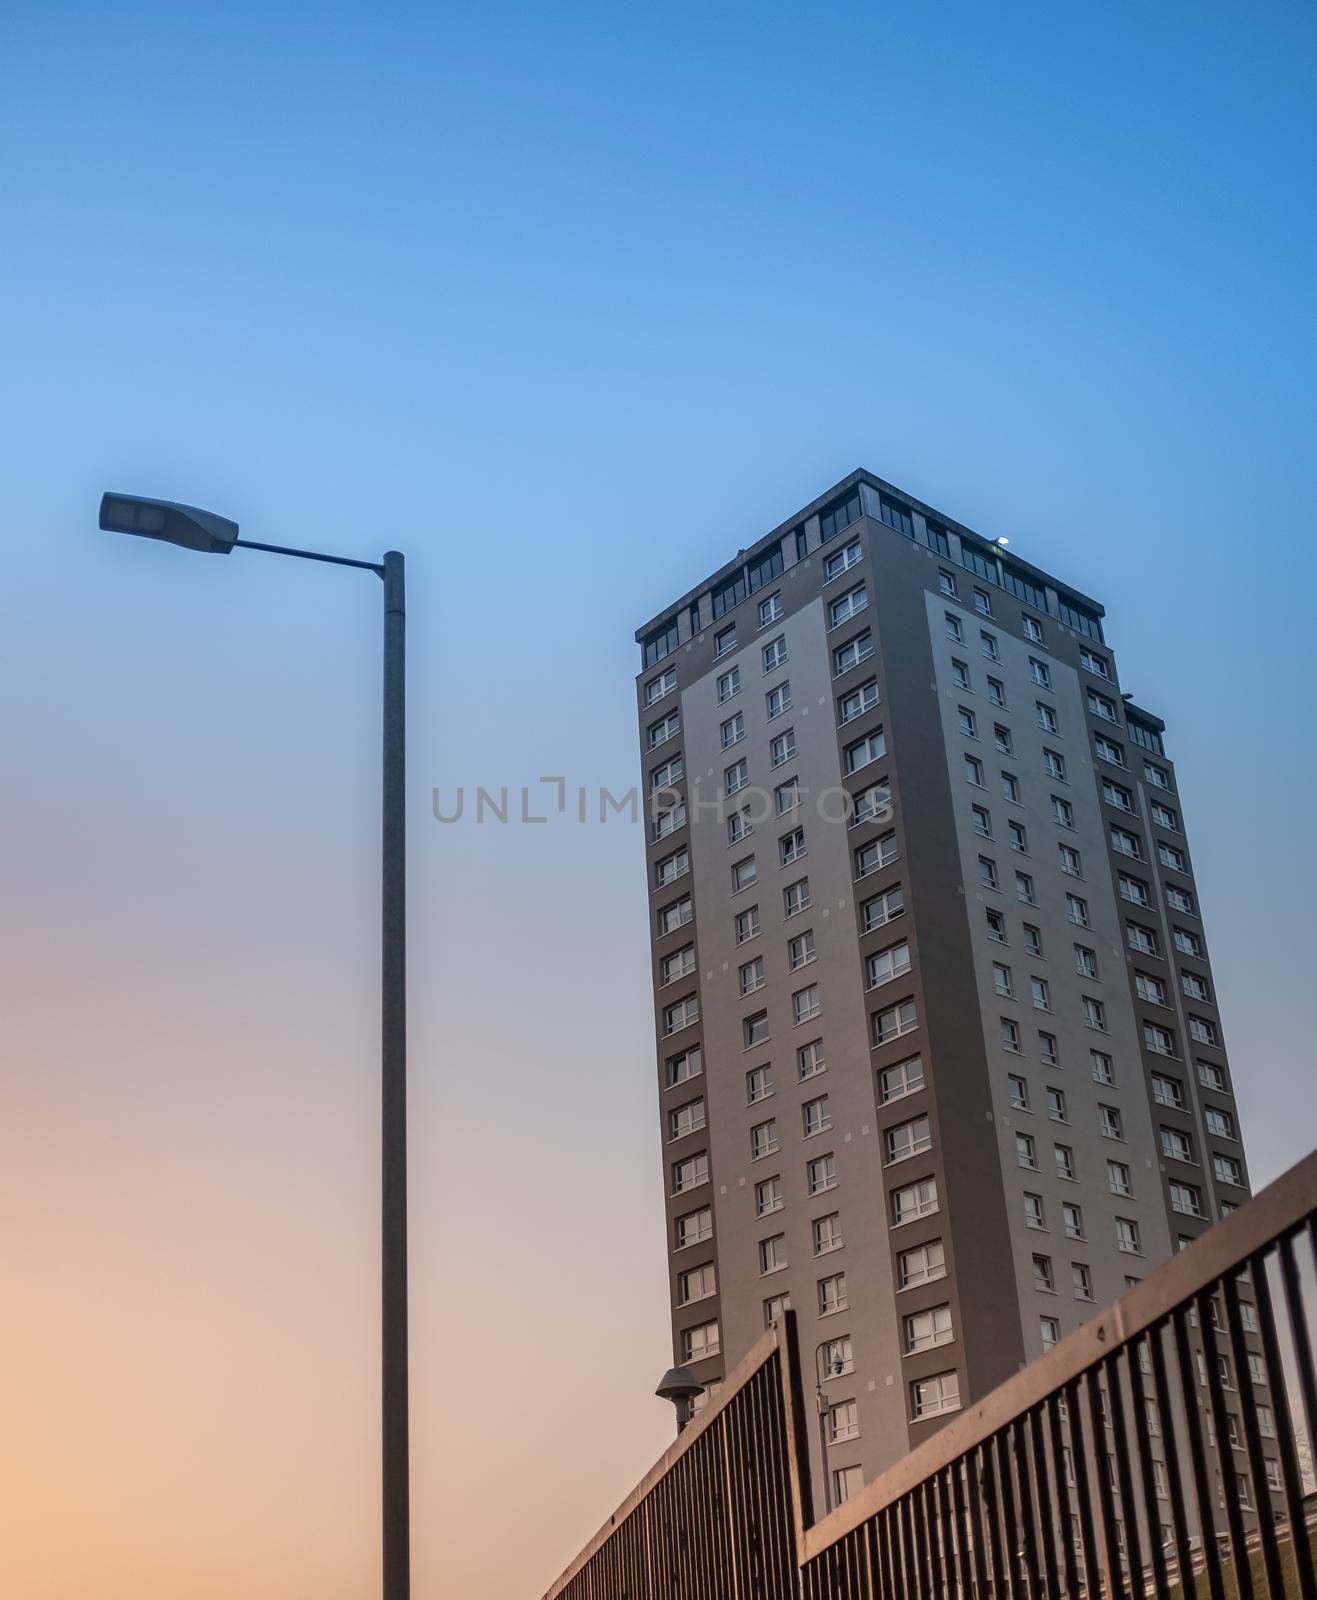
left=97, top=496, right=411, bottom=1600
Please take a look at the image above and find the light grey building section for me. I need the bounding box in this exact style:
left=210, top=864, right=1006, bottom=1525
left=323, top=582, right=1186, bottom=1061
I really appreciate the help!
left=635, top=469, right=1254, bottom=1513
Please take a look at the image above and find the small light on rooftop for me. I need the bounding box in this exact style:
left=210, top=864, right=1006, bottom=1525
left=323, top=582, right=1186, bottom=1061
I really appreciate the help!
left=994, top=536, right=1010, bottom=547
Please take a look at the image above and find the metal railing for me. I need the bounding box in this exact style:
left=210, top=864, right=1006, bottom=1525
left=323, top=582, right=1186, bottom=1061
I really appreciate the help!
left=543, top=1149, right=1317, bottom=1599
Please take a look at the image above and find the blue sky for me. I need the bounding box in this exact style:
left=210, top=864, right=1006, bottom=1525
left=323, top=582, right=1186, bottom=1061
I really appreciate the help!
left=1, top=3, right=1314, bottom=1595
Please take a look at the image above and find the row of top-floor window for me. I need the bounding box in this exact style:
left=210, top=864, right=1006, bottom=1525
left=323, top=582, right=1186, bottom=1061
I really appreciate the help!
left=640, top=484, right=1106, bottom=668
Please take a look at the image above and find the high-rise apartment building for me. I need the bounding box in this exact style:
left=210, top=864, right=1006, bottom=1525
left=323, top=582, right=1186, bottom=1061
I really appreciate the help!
left=634, top=469, right=1255, bottom=1511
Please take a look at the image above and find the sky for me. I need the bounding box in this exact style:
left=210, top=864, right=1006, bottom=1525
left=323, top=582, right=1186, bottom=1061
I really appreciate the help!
left=1, top=2, right=1315, bottom=1595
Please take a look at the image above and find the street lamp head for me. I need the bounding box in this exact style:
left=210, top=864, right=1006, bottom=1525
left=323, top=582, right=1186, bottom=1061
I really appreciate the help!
left=99, top=492, right=240, bottom=554
left=656, top=1365, right=704, bottom=1406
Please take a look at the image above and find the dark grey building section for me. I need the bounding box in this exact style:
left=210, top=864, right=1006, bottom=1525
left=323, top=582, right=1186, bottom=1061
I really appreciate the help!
left=634, top=469, right=1254, bottom=1510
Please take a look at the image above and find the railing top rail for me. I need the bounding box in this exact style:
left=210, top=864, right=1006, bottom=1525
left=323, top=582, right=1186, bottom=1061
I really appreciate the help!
left=800, top=1146, right=1317, bottom=1563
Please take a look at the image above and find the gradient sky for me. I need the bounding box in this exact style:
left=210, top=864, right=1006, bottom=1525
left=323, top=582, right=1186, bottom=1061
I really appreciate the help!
left=2, top=3, right=1315, bottom=1596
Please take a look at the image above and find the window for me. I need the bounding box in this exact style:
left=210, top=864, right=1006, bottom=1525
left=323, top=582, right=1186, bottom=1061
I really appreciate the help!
left=1090, top=1050, right=1114, bottom=1085
left=643, top=619, right=680, bottom=668
left=1214, top=1154, right=1244, bottom=1187
left=850, top=783, right=891, bottom=828
left=1001, top=1018, right=1021, bottom=1053
left=666, top=1044, right=702, bottom=1087
left=798, top=1039, right=826, bottom=1081
left=827, top=1398, right=860, bottom=1442
left=658, top=896, right=694, bottom=938
left=879, top=1055, right=925, bottom=1104
left=1143, top=1021, right=1176, bottom=1057
left=1136, top=971, right=1167, bottom=1006
left=758, top=591, right=784, bottom=627
left=763, top=1292, right=792, bottom=1327
left=1182, top=971, right=1210, bottom=1002
left=1128, top=719, right=1164, bottom=755
left=832, top=1465, right=864, bottom=1505
left=761, top=636, right=788, bottom=675
left=981, top=631, right=999, bottom=661
left=1044, top=748, right=1066, bottom=782
left=661, top=944, right=696, bottom=984
left=1188, top=1015, right=1218, bottom=1046
left=733, top=906, right=761, bottom=947
left=944, top=614, right=965, bottom=647
left=724, top=758, right=749, bottom=797
left=720, top=711, right=745, bottom=749
left=819, top=1336, right=853, bottom=1381
left=650, top=755, right=684, bottom=795
left=1016, top=871, right=1036, bottom=904
left=784, top=877, right=812, bottom=916
left=958, top=704, right=978, bottom=739
left=964, top=753, right=985, bottom=787
left=813, top=1213, right=844, bottom=1256
left=678, top=1263, right=717, bottom=1304
left=676, top=1207, right=713, bottom=1248
left=714, top=624, right=736, bottom=659
left=1009, top=820, right=1028, bottom=853
left=743, top=1010, right=769, bottom=1048
left=995, top=728, right=1017, bottom=762
left=712, top=570, right=747, bottom=620
left=892, top=1177, right=939, bottom=1225
left=1033, top=1254, right=1055, bottom=1293
left=863, top=884, right=905, bottom=933
left=868, top=940, right=912, bottom=988
left=979, top=856, right=999, bottom=890
left=766, top=680, right=792, bottom=719
left=716, top=665, right=741, bottom=704
left=1055, top=1144, right=1075, bottom=1181
left=839, top=678, right=879, bottom=724
left=672, top=1153, right=708, bottom=1194
left=645, top=666, right=678, bottom=707
left=1108, top=1160, right=1132, bottom=1196
left=818, top=1273, right=848, bottom=1315
left=974, top=587, right=993, bottom=617
left=1031, top=976, right=1052, bottom=1011
left=1151, top=1073, right=1183, bottom=1110
left=1144, top=760, right=1171, bottom=789
left=910, top=1371, right=960, bottom=1418
left=1063, top=1203, right=1084, bottom=1240
left=1059, top=844, right=1083, bottom=877
left=1001, top=771, right=1020, bottom=804
left=774, top=778, right=800, bottom=816
left=1095, top=734, right=1125, bottom=766
left=886, top=1114, right=931, bottom=1164
left=820, top=490, right=862, bottom=542
left=1023, top=614, right=1044, bottom=645
left=833, top=631, right=874, bottom=676
left=1198, top=1060, right=1227, bottom=1092
left=898, top=1238, right=946, bottom=1288
left=994, top=962, right=1014, bottom=998
left=732, top=856, right=758, bottom=893
left=845, top=729, right=887, bottom=772
left=1080, top=646, right=1110, bottom=678
left=985, top=906, right=1006, bottom=941
left=949, top=661, right=972, bottom=695
left=1039, top=1031, right=1059, bottom=1067
left=668, top=1099, right=705, bottom=1141
left=807, top=1152, right=837, bottom=1194
left=663, top=994, right=700, bottom=1035
left=823, top=540, right=862, bottom=582
left=759, top=1234, right=788, bottom=1274
left=1087, top=689, right=1119, bottom=722
left=1024, top=1193, right=1046, bottom=1230
left=1036, top=701, right=1059, bottom=734
left=681, top=1320, right=721, bottom=1362
left=987, top=676, right=1006, bottom=708
left=1083, top=995, right=1107, bottom=1031
left=1098, top=1104, right=1123, bottom=1140
left=1029, top=657, right=1051, bottom=689
left=1205, top=1106, right=1235, bottom=1139
left=1151, top=800, right=1179, bottom=831
left=1053, top=795, right=1075, bottom=829
left=1111, top=825, right=1143, bottom=859
left=1127, top=922, right=1157, bottom=956
left=1161, top=1127, right=1193, bottom=1163
left=1017, top=1132, right=1038, bottom=1170
left=1046, top=1087, right=1067, bottom=1123
left=648, top=711, right=680, bottom=750
left=755, top=1175, right=784, bottom=1216
left=1041, top=1315, right=1060, bottom=1350
left=780, top=828, right=806, bottom=866
left=771, top=727, right=797, bottom=767
left=793, top=984, right=821, bottom=1024
left=829, top=585, right=868, bottom=628
left=746, top=1064, right=773, bottom=1104
left=1118, top=872, right=1150, bottom=907
left=873, top=998, right=918, bottom=1043
left=905, top=1304, right=954, bottom=1353
left=788, top=929, right=816, bottom=971
left=1072, top=1263, right=1094, bottom=1301
left=1166, top=884, right=1195, bottom=914
left=726, top=807, right=751, bottom=845
left=804, top=1096, right=832, bottom=1137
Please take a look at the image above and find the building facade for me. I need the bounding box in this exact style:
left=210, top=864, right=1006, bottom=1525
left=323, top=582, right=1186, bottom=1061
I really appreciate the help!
left=635, top=469, right=1259, bottom=1512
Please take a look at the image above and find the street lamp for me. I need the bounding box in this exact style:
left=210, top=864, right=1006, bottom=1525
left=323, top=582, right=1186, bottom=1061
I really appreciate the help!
left=655, top=1365, right=704, bottom=1432
left=98, top=492, right=411, bottom=1600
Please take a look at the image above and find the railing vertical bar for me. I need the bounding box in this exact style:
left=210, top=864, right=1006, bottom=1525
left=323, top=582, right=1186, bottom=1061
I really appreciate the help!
left=1125, top=1333, right=1171, bottom=1598
left=962, top=1448, right=990, bottom=1600
left=1007, top=1417, right=1040, bottom=1599
left=1222, top=1271, right=1285, bottom=1597
left=1028, top=1405, right=1061, bottom=1600
left=1170, top=1304, right=1225, bottom=1600
left=979, top=1439, right=1009, bottom=1596
left=1147, top=1319, right=1194, bottom=1600
left=875, top=1502, right=896, bottom=1600
left=900, top=1492, right=926, bottom=1600
left=1104, top=1351, right=1145, bottom=1598
left=934, top=1469, right=959, bottom=1600
left=1083, top=1369, right=1125, bottom=1600
left=1279, top=1228, right=1317, bottom=1471
left=1196, top=1287, right=1253, bottom=1597
left=1045, top=1395, right=1080, bottom=1599
left=1064, top=1382, right=1102, bottom=1600
left=1251, top=1243, right=1317, bottom=1598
